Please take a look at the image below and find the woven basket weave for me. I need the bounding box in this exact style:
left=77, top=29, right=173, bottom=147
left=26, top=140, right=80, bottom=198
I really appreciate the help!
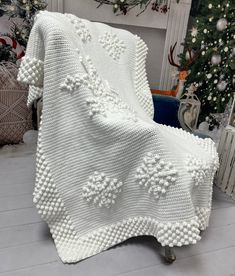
left=0, top=62, right=32, bottom=145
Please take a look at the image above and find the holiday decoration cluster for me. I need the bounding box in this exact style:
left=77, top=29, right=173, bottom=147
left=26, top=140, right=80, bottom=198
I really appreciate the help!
left=94, top=0, right=174, bottom=15
left=179, top=0, right=235, bottom=124
left=0, top=0, right=47, bottom=63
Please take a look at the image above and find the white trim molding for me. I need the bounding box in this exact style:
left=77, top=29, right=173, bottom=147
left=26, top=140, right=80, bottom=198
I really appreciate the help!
left=47, top=0, right=64, bottom=13
left=159, top=0, right=192, bottom=90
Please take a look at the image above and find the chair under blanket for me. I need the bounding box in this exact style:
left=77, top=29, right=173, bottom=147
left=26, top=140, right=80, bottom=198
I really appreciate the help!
left=17, top=11, right=219, bottom=264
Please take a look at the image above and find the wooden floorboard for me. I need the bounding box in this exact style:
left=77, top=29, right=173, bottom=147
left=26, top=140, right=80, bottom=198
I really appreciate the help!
left=119, top=246, right=235, bottom=276
left=0, top=222, right=48, bottom=249
left=0, top=148, right=235, bottom=276
left=0, top=194, right=33, bottom=212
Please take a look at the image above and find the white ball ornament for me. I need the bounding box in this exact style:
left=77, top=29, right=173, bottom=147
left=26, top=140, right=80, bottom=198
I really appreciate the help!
left=224, top=47, right=229, bottom=52
left=208, top=3, right=212, bottom=9
left=23, top=130, right=38, bottom=145
left=191, top=27, right=198, bottom=37
left=198, top=121, right=209, bottom=131
left=217, top=80, right=227, bottom=91
left=211, top=53, right=221, bottom=65
left=207, top=73, right=212, bottom=79
left=216, top=18, right=228, bottom=31
left=185, top=50, right=194, bottom=60
left=232, top=47, right=235, bottom=56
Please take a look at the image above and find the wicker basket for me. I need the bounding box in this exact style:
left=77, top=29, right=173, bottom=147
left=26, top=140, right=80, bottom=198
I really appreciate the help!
left=0, top=62, right=32, bottom=145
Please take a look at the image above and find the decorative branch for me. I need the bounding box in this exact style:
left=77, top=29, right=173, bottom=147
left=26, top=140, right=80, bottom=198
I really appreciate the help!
left=94, top=0, right=172, bottom=16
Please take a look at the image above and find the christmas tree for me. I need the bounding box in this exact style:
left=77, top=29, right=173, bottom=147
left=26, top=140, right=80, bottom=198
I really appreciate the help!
left=179, top=0, right=235, bottom=124
left=0, top=0, right=47, bottom=63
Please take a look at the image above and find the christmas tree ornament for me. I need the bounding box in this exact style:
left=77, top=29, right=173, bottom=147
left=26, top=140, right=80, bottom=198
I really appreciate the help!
left=178, top=84, right=201, bottom=131
left=211, top=53, right=221, bottom=65
left=185, top=49, right=194, bottom=60
left=212, top=98, right=233, bottom=128
left=217, top=81, right=227, bottom=91
left=0, top=36, right=24, bottom=59
left=168, top=43, right=198, bottom=99
left=191, top=27, right=198, bottom=37
left=198, top=121, right=209, bottom=131
left=232, top=47, right=235, bottom=56
left=216, top=18, right=228, bottom=31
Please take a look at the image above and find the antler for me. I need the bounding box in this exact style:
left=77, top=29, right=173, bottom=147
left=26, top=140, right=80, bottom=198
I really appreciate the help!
left=168, top=42, right=180, bottom=69
left=182, top=48, right=199, bottom=70
left=168, top=42, right=199, bottom=71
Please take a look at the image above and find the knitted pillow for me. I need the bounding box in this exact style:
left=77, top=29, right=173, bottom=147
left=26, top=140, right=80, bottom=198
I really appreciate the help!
left=0, top=63, right=32, bottom=145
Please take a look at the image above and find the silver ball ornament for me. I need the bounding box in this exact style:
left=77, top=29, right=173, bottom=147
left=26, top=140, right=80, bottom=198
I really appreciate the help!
left=217, top=81, right=227, bottom=91
left=232, top=47, right=235, bottom=56
left=216, top=18, right=228, bottom=31
left=211, top=53, right=222, bottom=65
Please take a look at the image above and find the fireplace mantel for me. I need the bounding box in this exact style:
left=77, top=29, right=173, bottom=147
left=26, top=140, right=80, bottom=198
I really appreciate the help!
left=47, top=0, right=192, bottom=90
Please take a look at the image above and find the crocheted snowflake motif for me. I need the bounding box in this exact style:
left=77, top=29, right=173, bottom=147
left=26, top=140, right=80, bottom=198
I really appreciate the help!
left=136, top=152, right=178, bottom=199
left=186, top=155, right=211, bottom=186
left=99, top=32, right=126, bottom=60
left=60, top=55, right=137, bottom=121
left=65, top=14, right=91, bottom=42
left=82, top=171, right=123, bottom=208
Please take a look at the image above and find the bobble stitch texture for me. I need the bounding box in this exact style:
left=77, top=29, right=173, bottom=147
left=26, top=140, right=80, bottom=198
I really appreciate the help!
left=99, top=32, right=126, bottom=60
left=65, top=14, right=91, bottom=42
left=134, top=36, right=154, bottom=118
left=195, top=207, right=210, bottom=230
left=82, top=171, right=123, bottom=208
left=186, top=154, right=218, bottom=186
left=34, top=126, right=81, bottom=262
left=17, top=56, right=44, bottom=87
left=136, top=152, right=178, bottom=199
left=157, top=220, right=201, bottom=247
left=27, top=85, right=43, bottom=106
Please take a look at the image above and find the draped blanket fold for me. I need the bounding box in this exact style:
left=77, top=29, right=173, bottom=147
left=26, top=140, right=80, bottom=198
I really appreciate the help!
left=18, top=11, right=219, bottom=263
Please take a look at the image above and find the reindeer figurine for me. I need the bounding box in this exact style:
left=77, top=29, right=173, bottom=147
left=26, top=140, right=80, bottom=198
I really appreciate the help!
left=168, top=42, right=197, bottom=99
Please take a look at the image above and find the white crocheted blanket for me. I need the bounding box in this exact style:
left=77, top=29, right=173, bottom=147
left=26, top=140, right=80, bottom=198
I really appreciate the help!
left=18, top=11, right=219, bottom=263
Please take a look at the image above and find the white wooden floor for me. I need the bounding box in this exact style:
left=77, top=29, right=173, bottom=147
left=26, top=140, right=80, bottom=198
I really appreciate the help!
left=1, top=144, right=235, bottom=276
